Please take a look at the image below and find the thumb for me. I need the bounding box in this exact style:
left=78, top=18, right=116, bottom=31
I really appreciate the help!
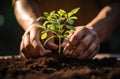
left=46, top=42, right=58, bottom=50
left=61, top=30, right=74, bottom=48
left=61, top=39, right=68, bottom=48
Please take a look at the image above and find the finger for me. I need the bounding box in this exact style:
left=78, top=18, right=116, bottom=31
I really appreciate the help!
left=77, top=42, right=97, bottom=59
left=71, top=33, right=93, bottom=58
left=24, top=35, right=37, bottom=57
left=21, top=33, right=33, bottom=59
left=63, top=29, right=86, bottom=55
left=61, top=37, right=70, bottom=48
left=23, top=32, right=39, bottom=58
left=89, top=43, right=99, bottom=59
left=20, top=40, right=32, bottom=59
left=20, top=41, right=26, bottom=58
left=30, top=31, right=51, bottom=56
left=39, top=49, right=51, bottom=56
left=46, top=42, right=58, bottom=50
left=32, top=39, right=51, bottom=56
left=44, top=31, right=58, bottom=50
left=23, top=32, right=30, bottom=48
left=61, top=31, right=74, bottom=48
left=27, top=44, right=39, bottom=58
left=88, top=50, right=98, bottom=59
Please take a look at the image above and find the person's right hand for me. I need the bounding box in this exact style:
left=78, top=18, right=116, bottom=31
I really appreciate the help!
left=20, top=23, right=58, bottom=59
left=61, top=26, right=100, bottom=59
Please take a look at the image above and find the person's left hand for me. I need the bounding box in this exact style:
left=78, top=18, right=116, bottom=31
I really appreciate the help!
left=62, top=26, right=100, bottom=59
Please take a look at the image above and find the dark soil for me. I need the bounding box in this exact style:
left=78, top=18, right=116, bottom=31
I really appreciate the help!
left=0, top=54, right=120, bottom=79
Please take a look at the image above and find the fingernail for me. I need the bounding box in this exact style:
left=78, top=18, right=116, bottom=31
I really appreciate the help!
left=64, top=50, right=69, bottom=55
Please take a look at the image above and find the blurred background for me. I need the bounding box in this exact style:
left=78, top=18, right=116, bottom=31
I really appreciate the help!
left=0, top=0, right=120, bottom=56
left=0, top=0, right=24, bottom=55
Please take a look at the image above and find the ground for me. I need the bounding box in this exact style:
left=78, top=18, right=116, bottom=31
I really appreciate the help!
left=0, top=54, right=120, bottom=79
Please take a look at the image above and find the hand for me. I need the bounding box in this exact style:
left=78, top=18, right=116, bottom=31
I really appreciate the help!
left=20, top=23, right=58, bottom=59
left=62, top=26, right=100, bottom=59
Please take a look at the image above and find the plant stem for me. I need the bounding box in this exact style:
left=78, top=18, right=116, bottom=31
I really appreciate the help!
left=43, top=36, right=57, bottom=46
left=58, top=36, right=62, bottom=54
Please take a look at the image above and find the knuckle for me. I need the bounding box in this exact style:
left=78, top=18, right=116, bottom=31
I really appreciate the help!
left=82, top=27, right=89, bottom=32
left=24, top=31, right=30, bottom=36
left=33, top=43, right=39, bottom=49
left=90, top=30, right=98, bottom=39
left=31, top=36, right=36, bottom=42
left=31, top=39, right=39, bottom=49
left=73, top=34, right=78, bottom=40
left=22, top=32, right=30, bottom=40
left=82, top=26, right=88, bottom=30
left=68, top=41, right=74, bottom=47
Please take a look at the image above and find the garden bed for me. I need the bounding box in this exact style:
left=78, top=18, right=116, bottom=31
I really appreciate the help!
left=0, top=53, right=120, bottom=79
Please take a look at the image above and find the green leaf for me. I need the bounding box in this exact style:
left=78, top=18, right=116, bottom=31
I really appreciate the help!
left=66, top=25, right=75, bottom=30
left=64, top=14, right=68, bottom=18
left=67, top=19, right=74, bottom=25
left=37, top=25, right=46, bottom=30
left=43, top=21, right=50, bottom=27
left=58, top=28, right=64, bottom=33
left=69, top=16, right=78, bottom=20
left=37, top=8, right=79, bottom=54
left=47, top=11, right=57, bottom=20
left=63, top=31, right=70, bottom=38
left=43, top=36, right=56, bottom=46
left=54, top=23, right=60, bottom=29
left=44, top=12, right=49, bottom=17
left=57, top=17, right=65, bottom=23
left=57, top=9, right=66, bottom=16
left=41, top=32, right=47, bottom=40
left=48, top=24, right=55, bottom=30
left=50, top=11, right=56, bottom=16
left=36, top=16, right=46, bottom=21
left=64, top=30, right=70, bottom=34
left=63, top=34, right=69, bottom=38
left=68, top=7, right=80, bottom=17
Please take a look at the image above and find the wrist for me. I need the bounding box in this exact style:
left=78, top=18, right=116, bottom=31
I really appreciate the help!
left=30, top=21, right=41, bottom=28
left=27, top=21, right=42, bottom=30
left=24, top=22, right=42, bottom=32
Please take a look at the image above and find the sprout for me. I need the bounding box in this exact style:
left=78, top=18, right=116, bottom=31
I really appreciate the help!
left=37, top=7, right=80, bottom=54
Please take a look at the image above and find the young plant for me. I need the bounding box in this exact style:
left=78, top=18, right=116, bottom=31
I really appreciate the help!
left=37, top=7, right=80, bottom=54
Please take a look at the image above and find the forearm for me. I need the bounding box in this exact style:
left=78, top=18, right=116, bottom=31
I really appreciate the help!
left=87, top=3, right=120, bottom=43
left=14, top=0, right=41, bottom=30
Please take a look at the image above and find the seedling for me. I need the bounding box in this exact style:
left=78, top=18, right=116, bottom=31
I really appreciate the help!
left=37, top=7, right=80, bottom=54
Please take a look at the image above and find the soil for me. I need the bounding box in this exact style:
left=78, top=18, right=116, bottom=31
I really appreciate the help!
left=0, top=54, right=120, bottom=79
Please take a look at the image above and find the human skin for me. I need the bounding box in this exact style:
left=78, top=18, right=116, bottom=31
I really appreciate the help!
left=14, top=0, right=58, bottom=58
left=62, top=3, right=120, bottom=59
left=14, top=0, right=120, bottom=59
